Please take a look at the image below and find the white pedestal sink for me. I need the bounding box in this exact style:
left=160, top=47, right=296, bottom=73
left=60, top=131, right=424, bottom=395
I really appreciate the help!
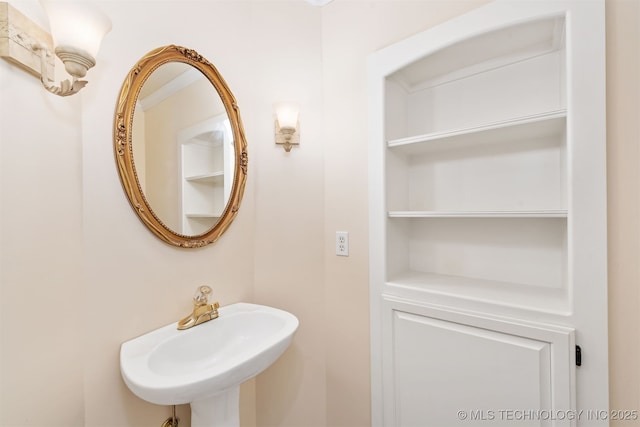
left=120, top=303, right=299, bottom=427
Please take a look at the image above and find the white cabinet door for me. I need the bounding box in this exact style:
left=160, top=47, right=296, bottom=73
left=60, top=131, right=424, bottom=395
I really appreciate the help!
left=383, top=297, right=575, bottom=427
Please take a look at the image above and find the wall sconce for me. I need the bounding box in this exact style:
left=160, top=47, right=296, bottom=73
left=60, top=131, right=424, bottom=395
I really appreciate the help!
left=274, top=103, right=300, bottom=153
left=0, top=1, right=111, bottom=97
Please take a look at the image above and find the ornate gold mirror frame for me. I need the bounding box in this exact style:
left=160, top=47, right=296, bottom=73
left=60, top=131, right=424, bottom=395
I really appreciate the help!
left=114, top=45, right=248, bottom=248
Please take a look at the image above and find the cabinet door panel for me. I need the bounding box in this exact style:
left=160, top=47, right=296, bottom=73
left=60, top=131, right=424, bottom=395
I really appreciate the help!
left=382, top=299, right=574, bottom=427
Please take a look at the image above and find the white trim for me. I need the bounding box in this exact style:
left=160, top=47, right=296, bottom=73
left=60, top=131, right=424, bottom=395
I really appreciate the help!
left=139, top=67, right=203, bottom=111
left=388, top=210, right=567, bottom=218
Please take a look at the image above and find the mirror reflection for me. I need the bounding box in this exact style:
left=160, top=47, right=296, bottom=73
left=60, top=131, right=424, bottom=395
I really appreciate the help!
left=132, top=63, right=234, bottom=235
left=114, top=45, right=247, bottom=248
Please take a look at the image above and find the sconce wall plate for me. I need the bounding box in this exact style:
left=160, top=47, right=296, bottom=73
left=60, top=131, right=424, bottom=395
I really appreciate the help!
left=0, top=2, right=54, bottom=79
left=274, top=119, right=300, bottom=152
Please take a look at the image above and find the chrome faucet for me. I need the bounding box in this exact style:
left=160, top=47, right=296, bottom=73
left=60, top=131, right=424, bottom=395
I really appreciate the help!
left=177, top=285, right=219, bottom=330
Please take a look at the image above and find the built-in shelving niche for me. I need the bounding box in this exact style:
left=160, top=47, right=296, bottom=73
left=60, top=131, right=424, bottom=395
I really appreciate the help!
left=180, top=114, right=232, bottom=236
left=370, top=2, right=609, bottom=423
left=383, top=15, right=569, bottom=314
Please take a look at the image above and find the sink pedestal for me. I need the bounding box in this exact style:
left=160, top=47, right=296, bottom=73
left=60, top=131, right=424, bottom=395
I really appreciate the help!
left=191, top=387, right=240, bottom=427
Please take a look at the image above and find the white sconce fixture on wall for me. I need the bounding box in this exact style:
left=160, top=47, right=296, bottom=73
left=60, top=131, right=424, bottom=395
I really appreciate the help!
left=274, top=102, right=300, bottom=153
left=0, top=1, right=111, bottom=97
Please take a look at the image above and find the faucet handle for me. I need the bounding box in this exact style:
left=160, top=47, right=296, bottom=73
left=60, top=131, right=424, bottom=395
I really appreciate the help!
left=177, top=285, right=219, bottom=330
left=193, top=285, right=212, bottom=305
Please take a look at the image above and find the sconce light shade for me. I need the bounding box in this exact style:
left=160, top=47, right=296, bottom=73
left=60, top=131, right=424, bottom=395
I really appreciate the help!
left=40, top=1, right=111, bottom=61
left=275, top=103, right=299, bottom=130
left=37, top=0, right=111, bottom=95
left=274, top=102, right=300, bottom=153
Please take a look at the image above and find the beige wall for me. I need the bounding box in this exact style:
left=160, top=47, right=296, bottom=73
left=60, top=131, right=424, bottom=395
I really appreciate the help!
left=0, top=1, right=638, bottom=427
left=247, top=4, right=326, bottom=426
left=0, top=54, right=85, bottom=427
left=606, top=0, right=640, bottom=423
left=320, top=2, right=492, bottom=425
left=81, top=2, right=323, bottom=426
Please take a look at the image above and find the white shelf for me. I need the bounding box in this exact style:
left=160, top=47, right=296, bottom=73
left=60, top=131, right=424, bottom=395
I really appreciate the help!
left=185, top=171, right=224, bottom=182
left=387, top=271, right=569, bottom=315
left=387, top=109, right=566, bottom=155
left=185, top=213, right=222, bottom=218
left=388, top=210, right=567, bottom=218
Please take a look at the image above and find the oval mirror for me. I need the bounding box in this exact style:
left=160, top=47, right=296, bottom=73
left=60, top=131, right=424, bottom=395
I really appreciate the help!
left=114, top=45, right=248, bottom=248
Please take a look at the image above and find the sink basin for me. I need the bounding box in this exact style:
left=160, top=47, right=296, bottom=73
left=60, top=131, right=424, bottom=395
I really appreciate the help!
left=120, top=303, right=298, bottom=427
